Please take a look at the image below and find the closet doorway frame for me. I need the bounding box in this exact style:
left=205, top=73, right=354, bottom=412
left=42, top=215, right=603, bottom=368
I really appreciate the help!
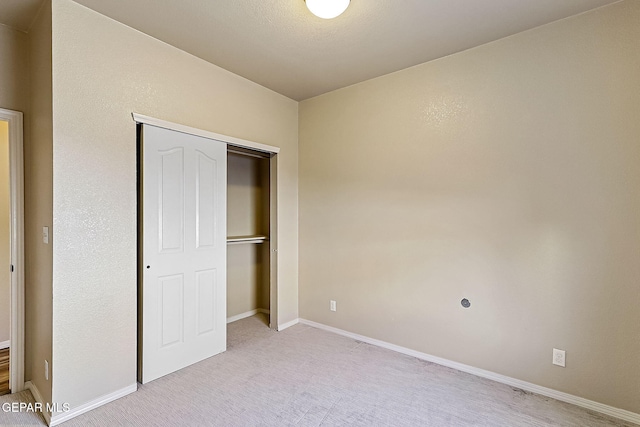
left=132, top=113, right=280, bottom=330
left=0, top=107, right=25, bottom=394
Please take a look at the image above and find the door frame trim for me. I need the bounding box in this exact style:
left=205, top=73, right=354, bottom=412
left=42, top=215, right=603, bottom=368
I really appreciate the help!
left=1, top=108, right=25, bottom=393
left=132, top=113, right=281, bottom=330
left=132, top=113, right=280, bottom=154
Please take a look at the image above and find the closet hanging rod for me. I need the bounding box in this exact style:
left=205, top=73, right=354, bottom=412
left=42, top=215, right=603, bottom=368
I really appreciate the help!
left=227, top=235, right=269, bottom=245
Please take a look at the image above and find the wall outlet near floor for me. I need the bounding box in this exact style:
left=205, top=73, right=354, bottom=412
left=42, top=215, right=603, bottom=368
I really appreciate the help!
left=45, top=360, right=49, bottom=380
left=552, top=348, right=566, bottom=367
left=330, top=300, right=337, bottom=312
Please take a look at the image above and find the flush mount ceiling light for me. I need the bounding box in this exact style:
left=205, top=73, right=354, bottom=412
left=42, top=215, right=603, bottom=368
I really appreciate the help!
left=305, top=0, right=350, bottom=19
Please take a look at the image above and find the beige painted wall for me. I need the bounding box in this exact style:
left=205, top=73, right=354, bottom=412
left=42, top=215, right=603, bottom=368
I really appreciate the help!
left=51, top=0, right=298, bottom=409
left=0, top=25, right=29, bottom=114
left=0, top=24, right=28, bottom=344
left=299, top=0, right=640, bottom=415
left=0, top=121, right=9, bottom=344
left=0, top=16, right=52, bottom=405
left=227, top=154, right=270, bottom=238
left=25, top=0, right=54, bottom=408
left=227, top=244, right=269, bottom=317
left=227, top=153, right=270, bottom=317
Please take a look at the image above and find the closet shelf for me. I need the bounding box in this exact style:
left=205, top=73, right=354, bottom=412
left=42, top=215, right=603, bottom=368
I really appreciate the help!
left=227, top=235, right=268, bottom=245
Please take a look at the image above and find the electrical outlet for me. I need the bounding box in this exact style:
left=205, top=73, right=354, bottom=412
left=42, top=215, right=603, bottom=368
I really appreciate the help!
left=42, top=227, right=49, bottom=244
left=45, top=360, right=49, bottom=380
left=553, top=348, right=566, bottom=367
left=330, top=300, right=337, bottom=312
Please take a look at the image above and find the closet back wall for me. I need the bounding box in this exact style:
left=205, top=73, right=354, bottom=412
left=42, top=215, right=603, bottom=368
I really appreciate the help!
left=227, top=153, right=270, bottom=318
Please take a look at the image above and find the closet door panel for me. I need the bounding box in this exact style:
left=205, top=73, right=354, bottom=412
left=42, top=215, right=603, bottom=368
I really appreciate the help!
left=142, top=124, right=227, bottom=384
left=159, top=274, right=184, bottom=347
left=196, top=269, right=217, bottom=335
left=159, top=148, right=184, bottom=253
left=196, top=150, right=217, bottom=249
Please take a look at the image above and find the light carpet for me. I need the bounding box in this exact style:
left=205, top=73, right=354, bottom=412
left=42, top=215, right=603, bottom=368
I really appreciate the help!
left=0, top=314, right=636, bottom=426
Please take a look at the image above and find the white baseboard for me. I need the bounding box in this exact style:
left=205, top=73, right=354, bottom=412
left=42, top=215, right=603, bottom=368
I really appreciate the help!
left=0, top=340, right=9, bottom=350
left=25, top=380, right=51, bottom=426
left=227, top=308, right=270, bottom=324
left=49, top=383, right=137, bottom=426
left=277, top=317, right=299, bottom=331
left=27, top=380, right=138, bottom=426
left=299, top=318, right=640, bottom=425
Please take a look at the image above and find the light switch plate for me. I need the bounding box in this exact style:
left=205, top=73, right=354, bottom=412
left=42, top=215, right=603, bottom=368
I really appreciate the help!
left=43, top=227, right=49, bottom=244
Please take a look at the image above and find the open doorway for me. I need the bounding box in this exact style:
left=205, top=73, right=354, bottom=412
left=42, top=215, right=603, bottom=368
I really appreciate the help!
left=226, top=148, right=272, bottom=328
left=0, top=119, right=9, bottom=395
left=0, top=108, right=25, bottom=396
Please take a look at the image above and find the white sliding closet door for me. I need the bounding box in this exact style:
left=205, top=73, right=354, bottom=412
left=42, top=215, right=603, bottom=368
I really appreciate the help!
left=141, top=124, right=227, bottom=383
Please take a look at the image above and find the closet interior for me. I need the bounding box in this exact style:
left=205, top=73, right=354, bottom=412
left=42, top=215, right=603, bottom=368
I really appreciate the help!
left=227, top=148, right=271, bottom=326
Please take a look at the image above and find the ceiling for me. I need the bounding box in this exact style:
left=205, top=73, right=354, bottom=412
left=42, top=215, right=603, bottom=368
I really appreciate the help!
left=1, top=0, right=622, bottom=101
